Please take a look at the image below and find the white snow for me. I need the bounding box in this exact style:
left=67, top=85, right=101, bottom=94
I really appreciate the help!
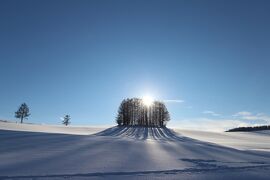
left=175, top=129, right=270, bottom=151
left=0, top=121, right=107, bottom=135
left=0, top=121, right=270, bottom=179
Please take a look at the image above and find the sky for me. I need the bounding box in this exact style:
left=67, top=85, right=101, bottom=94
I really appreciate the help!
left=0, top=0, right=270, bottom=131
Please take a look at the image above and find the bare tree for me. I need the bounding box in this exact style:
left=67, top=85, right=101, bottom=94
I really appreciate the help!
left=116, top=98, right=170, bottom=127
left=116, top=103, right=124, bottom=126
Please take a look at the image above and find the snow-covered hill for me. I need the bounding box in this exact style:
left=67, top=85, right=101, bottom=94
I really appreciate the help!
left=0, top=122, right=270, bottom=179
left=0, top=121, right=107, bottom=135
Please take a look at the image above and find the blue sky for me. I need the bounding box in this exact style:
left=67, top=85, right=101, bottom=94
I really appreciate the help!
left=0, top=0, right=270, bottom=130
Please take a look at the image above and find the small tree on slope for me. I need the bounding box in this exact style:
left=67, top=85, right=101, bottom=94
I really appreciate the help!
left=15, top=103, right=30, bottom=124
left=62, top=115, right=71, bottom=126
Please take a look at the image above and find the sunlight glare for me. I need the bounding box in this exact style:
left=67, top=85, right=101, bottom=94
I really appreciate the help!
left=142, top=95, right=154, bottom=107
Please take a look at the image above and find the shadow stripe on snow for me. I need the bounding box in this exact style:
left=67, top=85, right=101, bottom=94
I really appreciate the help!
left=94, top=126, right=187, bottom=141
left=1, top=164, right=270, bottom=179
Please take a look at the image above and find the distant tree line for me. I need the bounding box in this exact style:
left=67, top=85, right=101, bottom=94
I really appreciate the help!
left=116, top=98, right=170, bottom=127
left=226, top=125, right=270, bottom=132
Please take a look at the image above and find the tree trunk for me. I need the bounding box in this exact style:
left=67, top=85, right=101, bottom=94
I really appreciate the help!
left=20, top=117, right=23, bottom=124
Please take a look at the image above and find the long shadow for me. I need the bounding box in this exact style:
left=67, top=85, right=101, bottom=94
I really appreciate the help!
left=0, top=129, right=131, bottom=177
left=94, top=126, right=270, bottom=160
left=1, top=163, right=270, bottom=179
left=181, top=158, right=268, bottom=167
left=2, top=128, right=270, bottom=179
left=94, top=126, right=187, bottom=142
left=94, top=126, right=129, bottom=137
left=0, top=129, right=87, bottom=152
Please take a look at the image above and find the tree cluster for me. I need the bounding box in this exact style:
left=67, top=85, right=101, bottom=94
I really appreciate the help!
left=226, top=125, right=270, bottom=132
left=116, top=98, right=170, bottom=127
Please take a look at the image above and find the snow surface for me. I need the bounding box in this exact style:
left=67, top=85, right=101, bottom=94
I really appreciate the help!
left=176, top=129, right=270, bottom=152
left=0, top=121, right=270, bottom=180
left=0, top=121, right=106, bottom=135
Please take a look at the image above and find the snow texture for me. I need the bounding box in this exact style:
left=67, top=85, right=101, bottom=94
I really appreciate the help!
left=0, top=122, right=270, bottom=179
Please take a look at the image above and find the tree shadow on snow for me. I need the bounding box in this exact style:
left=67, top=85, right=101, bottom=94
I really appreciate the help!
left=93, top=126, right=270, bottom=160
left=94, top=126, right=187, bottom=142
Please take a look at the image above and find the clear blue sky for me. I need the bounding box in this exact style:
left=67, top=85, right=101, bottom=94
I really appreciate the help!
left=0, top=0, right=270, bottom=130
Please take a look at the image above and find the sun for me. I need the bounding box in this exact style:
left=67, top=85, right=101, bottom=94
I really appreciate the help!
left=142, top=95, right=154, bottom=107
